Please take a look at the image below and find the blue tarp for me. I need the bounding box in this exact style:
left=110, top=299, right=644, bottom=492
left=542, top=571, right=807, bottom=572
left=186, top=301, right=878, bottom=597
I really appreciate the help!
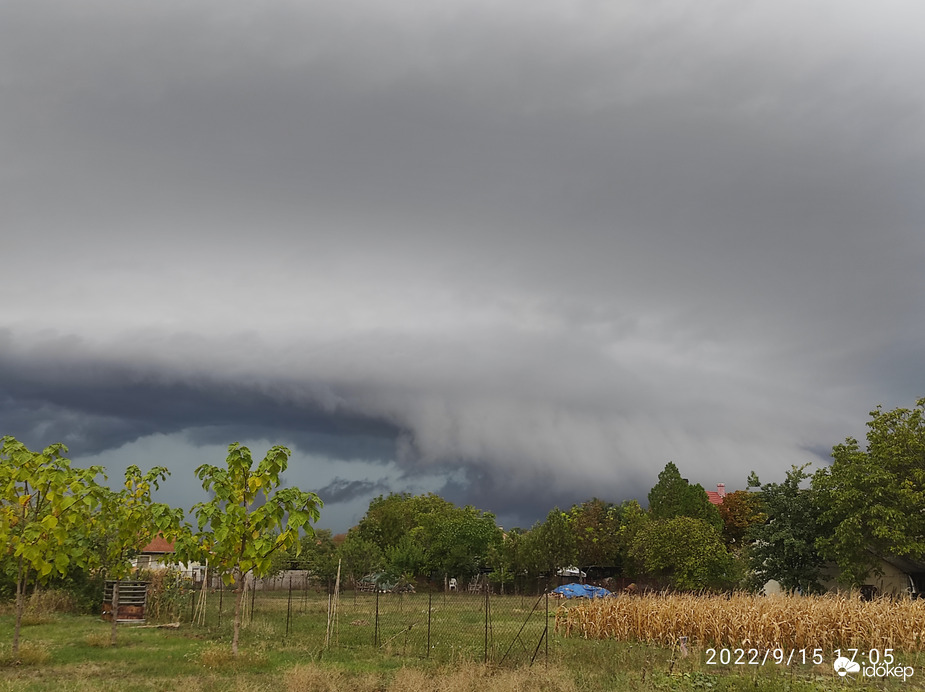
left=552, top=583, right=612, bottom=599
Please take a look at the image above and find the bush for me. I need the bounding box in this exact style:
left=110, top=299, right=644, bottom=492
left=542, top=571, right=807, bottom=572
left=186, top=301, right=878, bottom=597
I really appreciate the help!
left=137, top=568, right=188, bottom=622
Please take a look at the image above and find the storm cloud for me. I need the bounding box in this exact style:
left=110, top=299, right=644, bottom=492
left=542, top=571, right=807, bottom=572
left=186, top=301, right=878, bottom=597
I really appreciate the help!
left=3, top=0, right=924, bottom=530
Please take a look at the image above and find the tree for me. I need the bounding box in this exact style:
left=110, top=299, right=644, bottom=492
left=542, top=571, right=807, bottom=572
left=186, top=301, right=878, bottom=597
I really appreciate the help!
left=567, top=498, right=623, bottom=569
left=385, top=533, right=427, bottom=583
left=338, top=531, right=383, bottom=588
left=175, top=443, right=322, bottom=656
left=0, top=436, right=105, bottom=657
left=527, top=507, right=577, bottom=577
left=355, top=492, right=455, bottom=557
left=487, top=528, right=535, bottom=592
left=298, top=529, right=341, bottom=589
left=746, top=465, right=824, bottom=594
left=615, top=500, right=649, bottom=578
left=631, top=516, right=738, bottom=590
left=718, top=490, right=765, bottom=548
left=647, top=462, right=723, bottom=532
left=429, top=505, right=501, bottom=579
left=814, top=399, right=925, bottom=586
left=352, top=493, right=500, bottom=583
left=99, top=466, right=183, bottom=644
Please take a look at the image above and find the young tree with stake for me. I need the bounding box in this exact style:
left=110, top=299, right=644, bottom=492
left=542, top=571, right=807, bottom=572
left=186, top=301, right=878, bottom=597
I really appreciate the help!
left=176, top=443, right=322, bottom=656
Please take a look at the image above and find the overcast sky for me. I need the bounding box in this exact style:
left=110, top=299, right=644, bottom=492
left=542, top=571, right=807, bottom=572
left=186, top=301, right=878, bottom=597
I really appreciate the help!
left=3, top=0, right=924, bottom=532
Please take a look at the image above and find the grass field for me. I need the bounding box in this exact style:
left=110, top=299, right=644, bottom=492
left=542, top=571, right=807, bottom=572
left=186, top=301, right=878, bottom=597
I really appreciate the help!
left=2, top=589, right=925, bottom=691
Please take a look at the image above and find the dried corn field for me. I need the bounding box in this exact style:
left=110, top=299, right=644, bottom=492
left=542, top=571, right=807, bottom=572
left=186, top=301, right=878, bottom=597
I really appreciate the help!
left=555, top=592, right=925, bottom=652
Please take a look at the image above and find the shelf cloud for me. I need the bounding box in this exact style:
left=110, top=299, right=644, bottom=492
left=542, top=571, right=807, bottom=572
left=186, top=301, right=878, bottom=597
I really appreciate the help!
left=3, top=0, right=924, bottom=530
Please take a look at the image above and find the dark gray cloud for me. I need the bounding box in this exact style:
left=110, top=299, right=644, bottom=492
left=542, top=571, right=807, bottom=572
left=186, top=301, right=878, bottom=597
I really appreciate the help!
left=3, top=0, right=924, bottom=530
left=316, top=477, right=391, bottom=506
left=0, top=340, right=399, bottom=457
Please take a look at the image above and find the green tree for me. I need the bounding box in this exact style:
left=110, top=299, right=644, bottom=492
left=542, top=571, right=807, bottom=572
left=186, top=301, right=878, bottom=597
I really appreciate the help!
left=385, top=532, right=427, bottom=583
left=0, top=436, right=105, bottom=657
left=352, top=493, right=500, bottom=583
left=99, top=466, right=184, bottom=644
left=814, top=399, right=925, bottom=586
left=567, top=498, right=622, bottom=569
left=746, top=465, right=824, bottom=594
left=647, top=462, right=723, bottom=532
left=299, top=529, right=340, bottom=589
left=718, top=490, right=765, bottom=548
left=338, top=531, right=383, bottom=587
left=430, top=505, right=501, bottom=579
left=175, top=443, right=322, bottom=656
left=630, top=516, right=738, bottom=591
left=615, top=500, right=649, bottom=578
left=355, top=492, right=455, bottom=557
left=529, top=507, right=577, bottom=577
left=487, top=528, right=533, bottom=592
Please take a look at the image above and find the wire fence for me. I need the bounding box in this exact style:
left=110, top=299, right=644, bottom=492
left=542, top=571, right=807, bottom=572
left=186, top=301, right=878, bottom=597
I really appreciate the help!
left=163, top=573, right=552, bottom=665
left=334, top=588, right=549, bottom=664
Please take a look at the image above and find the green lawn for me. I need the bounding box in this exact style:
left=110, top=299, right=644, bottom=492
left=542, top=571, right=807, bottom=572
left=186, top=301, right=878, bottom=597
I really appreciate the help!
left=2, top=590, right=924, bottom=691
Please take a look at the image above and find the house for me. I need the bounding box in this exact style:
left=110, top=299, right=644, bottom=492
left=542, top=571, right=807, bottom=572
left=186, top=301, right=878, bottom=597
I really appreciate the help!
left=762, top=553, right=925, bottom=599
left=821, top=553, right=925, bottom=599
left=132, top=535, right=175, bottom=570
left=131, top=535, right=206, bottom=582
left=705, top=483, right=726, bottom=506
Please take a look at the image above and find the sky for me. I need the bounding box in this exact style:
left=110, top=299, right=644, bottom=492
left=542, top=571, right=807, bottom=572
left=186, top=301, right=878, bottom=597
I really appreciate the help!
left=3, top=0, right=924, bottom=533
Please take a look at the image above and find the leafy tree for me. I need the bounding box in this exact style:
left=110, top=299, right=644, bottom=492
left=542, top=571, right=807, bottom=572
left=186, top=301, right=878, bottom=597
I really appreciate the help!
left=0, top=436, right=105, bottom=657
left=338, top=531, right=384, bottom=587
left=718, top=490, right=765, bottom=548
left=615, top=500, right=649, bottom=578
left=299, top=529, right=341, bottom=589
left=746, top=465, right=824, bottom=594
left=647, top=462, right=723, bottom=532
left=487, top=528, right=534, bottom=592
left=385, top=533, right=427, bottom=583
left=175, top=443, right=322, bottom=656
left=630, top=516, right=738, bottom=591
left=527, top=507, right=577, bottom=577
left=430, top=505, right=501, bottom=579
left=352, top=493, right=500, bottom=583
left=355, top=492, right=455, bottom=557
left=813, top=399, right=925, bottom=585
left=99, top=466, right=184, bottom=645
left=567, top=498, right=623, bottom=569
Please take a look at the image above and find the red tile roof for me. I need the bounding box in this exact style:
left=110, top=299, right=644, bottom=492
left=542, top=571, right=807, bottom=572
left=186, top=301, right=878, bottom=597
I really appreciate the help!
left=706, top=492, right=724, bottom=506
left=140, top=535, right=175, bottom=553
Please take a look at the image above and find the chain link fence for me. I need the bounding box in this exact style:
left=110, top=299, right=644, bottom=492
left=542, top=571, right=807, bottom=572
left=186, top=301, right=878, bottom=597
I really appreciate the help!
left=168, top=573, right=553, bottom=665
left=331, top=587, right=549, bottom=664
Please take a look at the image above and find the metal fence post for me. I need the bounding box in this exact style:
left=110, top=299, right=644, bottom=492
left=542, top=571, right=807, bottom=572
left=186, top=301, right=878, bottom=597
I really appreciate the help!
left=427, top=592, right=432, bottom=658
left=374, top=589, right=380, bottom=647
left=484, top=583, right=489, bottom=663
left=286, top=575, right=292, bottom=636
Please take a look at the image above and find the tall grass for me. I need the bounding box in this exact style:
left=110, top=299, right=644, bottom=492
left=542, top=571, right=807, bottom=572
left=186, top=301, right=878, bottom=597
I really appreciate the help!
left=556, top=592, right=925, bottom=651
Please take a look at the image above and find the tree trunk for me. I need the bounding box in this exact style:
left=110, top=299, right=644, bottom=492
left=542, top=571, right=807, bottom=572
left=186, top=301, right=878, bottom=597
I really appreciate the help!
left=12, top=556, right=26, bottom=657
left=232, top=569, right=245, bottom=656
left=110, top=580, right=120, bottom=646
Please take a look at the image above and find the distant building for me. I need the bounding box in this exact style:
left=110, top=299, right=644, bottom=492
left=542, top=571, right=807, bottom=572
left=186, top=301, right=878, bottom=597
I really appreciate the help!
left=131, top=535, right=206, bottom=582
left=705, top=483, right=727, bottom=506
left=133, top=535, right=176, bottom=570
